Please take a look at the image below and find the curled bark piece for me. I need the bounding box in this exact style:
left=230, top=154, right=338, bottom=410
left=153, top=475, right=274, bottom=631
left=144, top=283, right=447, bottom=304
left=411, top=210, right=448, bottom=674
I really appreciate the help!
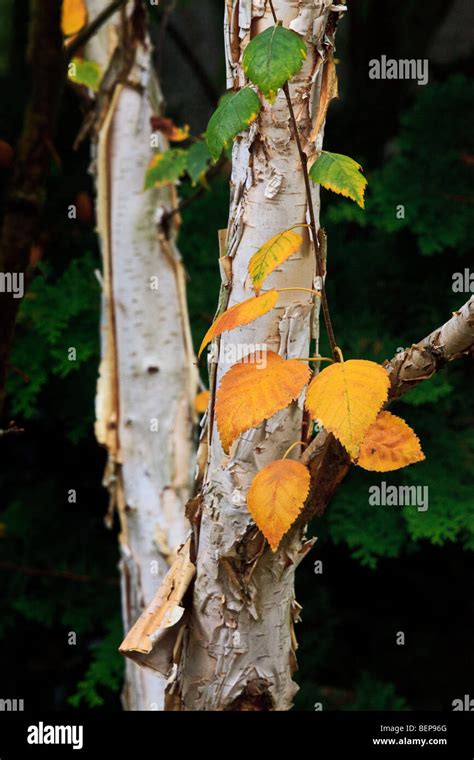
left=119, top=537, right=195, bottom=676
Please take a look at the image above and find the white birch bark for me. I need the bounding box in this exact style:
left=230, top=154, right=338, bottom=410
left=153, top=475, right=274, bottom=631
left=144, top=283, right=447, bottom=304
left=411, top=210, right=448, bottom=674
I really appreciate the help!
left=171, top=0, right=343, bottom=711
left=86, top=1, right=197, bottom=711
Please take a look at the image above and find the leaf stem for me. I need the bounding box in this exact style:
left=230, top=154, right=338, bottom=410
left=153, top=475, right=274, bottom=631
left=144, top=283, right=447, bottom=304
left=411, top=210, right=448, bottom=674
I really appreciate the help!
left=294, top=356, right=334, bottom=364
left=277, top=286, right=321, bottom=297
left=268, top=0, right=339, bottom=362
left=282, top=440, right=307, bottom=460
left=268, top=0, right=278, bottom=23
left=287, top=222, right=310, bottom=232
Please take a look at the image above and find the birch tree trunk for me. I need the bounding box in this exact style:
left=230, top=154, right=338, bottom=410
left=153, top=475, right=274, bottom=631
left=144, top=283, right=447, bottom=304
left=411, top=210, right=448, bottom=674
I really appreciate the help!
left=119, top=1, right=474, bottom=712
left=169, top=0, right=342, bottom=711
left=86, top=1, right=197, bottom=711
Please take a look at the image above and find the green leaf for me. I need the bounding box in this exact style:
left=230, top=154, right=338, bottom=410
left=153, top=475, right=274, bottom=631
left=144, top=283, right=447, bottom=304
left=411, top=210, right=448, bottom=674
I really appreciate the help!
left=68, top=58, right=101, bottom=92
left=309, top=151, right=368, bottom=208
left=144, top=149, right=187, bottom=190
left=206, top=88, right=261, bottom=162
left=242, top=24, right=307, bottom=103
left=186, top=140, right=212, bottom=185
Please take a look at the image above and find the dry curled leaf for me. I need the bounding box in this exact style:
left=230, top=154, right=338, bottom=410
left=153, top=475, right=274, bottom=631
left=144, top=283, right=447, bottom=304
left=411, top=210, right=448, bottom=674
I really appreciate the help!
left=247, top=459, right=310, bottom=551
left=305, top=359, right=390, bottom=458
left=150, top=116, right=190, bottom=142
left=357, top=411, right=425, bottom=471
left=311, top=56, right=338, bottom=141
left=248, top=228, right=303, bottom=294
left=216, top=351, right=310, bottom=453
left=198, top=290, right=279, bottom=357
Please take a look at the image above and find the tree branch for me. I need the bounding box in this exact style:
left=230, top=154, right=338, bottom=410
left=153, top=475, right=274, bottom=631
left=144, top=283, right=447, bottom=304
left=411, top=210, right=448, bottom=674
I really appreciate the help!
left=165, top=20, right=220, bottom=107
left=161, top=156, right=226, bottom=229
left=299, top=295, right=474, bottom=523
left=66, top=0, right=128, bottom=61
left=385, top=296, right=474, bottom=399
left=0, top=421, right=24, bottom=437
left=0, top=560, right=119, bottom=586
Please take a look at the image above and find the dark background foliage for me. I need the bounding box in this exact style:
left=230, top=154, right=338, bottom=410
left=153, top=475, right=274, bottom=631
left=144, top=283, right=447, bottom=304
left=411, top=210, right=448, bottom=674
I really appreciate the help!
left=0, top=0, right=472, bottom=710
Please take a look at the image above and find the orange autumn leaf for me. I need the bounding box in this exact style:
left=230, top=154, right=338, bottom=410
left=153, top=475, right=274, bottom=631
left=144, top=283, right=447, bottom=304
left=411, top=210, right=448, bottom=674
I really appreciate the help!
left=168, top=125, right=190, bottom=142
left=216, top=351, right=310, bottom=453
left=198, top=290, right=279, bottom=357
left=61, top=0, right=87, bottom=36
left=247, top=459, right=310, bottom=551
left=151, top=116, right=190, bottom=142
left=194, top=390, right=210, bottom=413
left=357, top=411, right=425, bottom=472
left=248, top=228, right=303, bottom=294
left=305, top=359, right=390, bottom=458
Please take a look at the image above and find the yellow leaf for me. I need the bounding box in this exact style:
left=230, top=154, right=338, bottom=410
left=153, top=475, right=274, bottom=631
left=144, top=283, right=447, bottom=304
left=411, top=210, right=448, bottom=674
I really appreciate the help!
left=169, top=125, right=190, bottom=142
left=248, top=229, right=303, bottom=294
left=61, top=0, right=87, bottom=36
left=305, top=359, right=390, bottom=458
left=194, top=390, right=210, bottom=413
left=357, top=411, right=425, bottom=471
left=247, top=459, right=310, bottom=551
left=198, top=290, right=279, bottom=357
left=216, top=351, right=310, bottom=453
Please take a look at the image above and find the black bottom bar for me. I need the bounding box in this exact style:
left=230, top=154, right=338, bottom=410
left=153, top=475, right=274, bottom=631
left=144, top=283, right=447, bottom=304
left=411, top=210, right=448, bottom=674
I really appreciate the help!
left=0, top=711, right=473, bottom=757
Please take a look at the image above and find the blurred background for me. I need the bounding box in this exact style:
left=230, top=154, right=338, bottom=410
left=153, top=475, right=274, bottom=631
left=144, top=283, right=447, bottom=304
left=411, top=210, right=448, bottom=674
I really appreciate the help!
left=0, top=0, right=473, bottom=710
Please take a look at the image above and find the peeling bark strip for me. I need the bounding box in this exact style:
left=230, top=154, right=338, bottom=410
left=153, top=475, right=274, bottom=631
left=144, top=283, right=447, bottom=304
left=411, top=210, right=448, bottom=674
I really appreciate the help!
left=88, top=1, right=197, bottom=710
left=386, top=296, right=474, bottom=399
left=119, top=537, right=196, bottom=675
left=176, top=0, right=340, bottom=711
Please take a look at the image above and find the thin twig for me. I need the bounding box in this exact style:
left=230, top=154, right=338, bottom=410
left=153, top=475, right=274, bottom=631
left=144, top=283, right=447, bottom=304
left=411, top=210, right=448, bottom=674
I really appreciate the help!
left=166, top=20, right=220, bottom=106
left=6, top=363, right=30, bottom=384
left=268, top=0, right=339, bottom=360
left=163, top=185, right=206, bottom=224
left=0, top=560, right=119, bottom=586
left=0, top=421, right=24, bottom=437
left=282, top=85, right=338, bottom=356
left=66, top=0, right=129, bottom=61
left=161, top=157, right=226, bottom=227
left=156, top=0, right=177, bottom=74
